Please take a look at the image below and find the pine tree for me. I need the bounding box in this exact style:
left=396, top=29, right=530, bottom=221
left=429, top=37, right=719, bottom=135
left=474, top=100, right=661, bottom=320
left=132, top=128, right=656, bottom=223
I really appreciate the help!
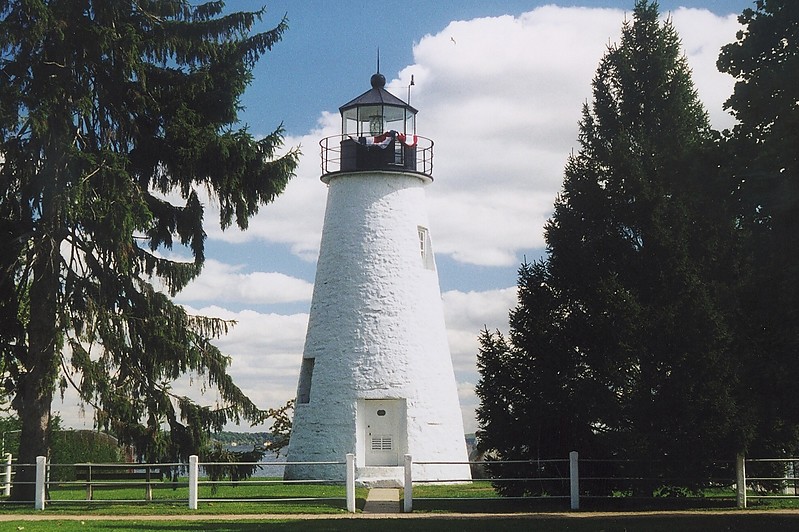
left=0, top=1, right=298, bottom=499
left=476, top=0, right=740, bottom=495
left=717, top=0, right=799, bottom=455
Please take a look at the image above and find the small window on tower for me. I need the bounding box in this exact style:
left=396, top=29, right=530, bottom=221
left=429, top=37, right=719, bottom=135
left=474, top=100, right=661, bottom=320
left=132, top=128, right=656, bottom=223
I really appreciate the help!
left=297, top=358, right=315, bottom=404
left=417, top=226, right=435, bottom=271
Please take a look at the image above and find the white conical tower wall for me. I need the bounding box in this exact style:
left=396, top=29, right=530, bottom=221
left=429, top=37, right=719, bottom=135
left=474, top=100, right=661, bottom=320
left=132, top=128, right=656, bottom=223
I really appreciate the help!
left=285, top=170, right=470, bottom=484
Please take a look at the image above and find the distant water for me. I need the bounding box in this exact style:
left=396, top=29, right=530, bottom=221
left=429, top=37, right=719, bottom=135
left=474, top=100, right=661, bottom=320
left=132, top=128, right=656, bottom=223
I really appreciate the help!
left=251, top=459, right=285, bottom=478
left=217, top=445, right=285, bottom=478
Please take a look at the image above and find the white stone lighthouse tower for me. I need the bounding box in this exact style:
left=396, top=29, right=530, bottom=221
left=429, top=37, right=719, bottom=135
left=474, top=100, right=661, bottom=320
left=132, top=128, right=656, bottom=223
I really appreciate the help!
left=284, top=72, right=470, bottom=486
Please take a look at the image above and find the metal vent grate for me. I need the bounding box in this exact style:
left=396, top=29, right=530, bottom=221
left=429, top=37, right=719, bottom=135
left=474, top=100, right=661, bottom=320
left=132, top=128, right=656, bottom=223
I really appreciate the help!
left=371, top=435, right=393, bottom=451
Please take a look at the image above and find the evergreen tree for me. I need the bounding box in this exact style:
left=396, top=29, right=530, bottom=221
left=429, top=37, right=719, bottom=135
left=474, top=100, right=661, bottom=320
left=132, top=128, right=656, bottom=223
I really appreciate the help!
left=476, top=262, right=606, bottom=496
left=717, top=0, right=799, bottom=455
left=0, top=1, right=298, bottom=499
left=476, top=0, right=740, bottom=495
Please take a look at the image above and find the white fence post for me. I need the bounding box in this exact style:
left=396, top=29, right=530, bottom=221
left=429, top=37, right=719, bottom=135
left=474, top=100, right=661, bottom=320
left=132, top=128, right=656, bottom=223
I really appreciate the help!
left=346, top=453, right=355, bottom=513
left=3, top=453, right=11, bottom=497
left=569, top=451, right=579, bottom=510
left=188, top=455, right=198, bottom=510
left=34, top=456, right=46, bottom=510
left=403, top=454, right=413, bottom=513
left=736, top=453, right=746, bottom=509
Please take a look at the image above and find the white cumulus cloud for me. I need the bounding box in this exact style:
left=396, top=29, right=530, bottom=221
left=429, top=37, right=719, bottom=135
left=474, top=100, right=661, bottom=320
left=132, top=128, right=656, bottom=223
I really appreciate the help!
left=173, top=260, right=313, bottom=305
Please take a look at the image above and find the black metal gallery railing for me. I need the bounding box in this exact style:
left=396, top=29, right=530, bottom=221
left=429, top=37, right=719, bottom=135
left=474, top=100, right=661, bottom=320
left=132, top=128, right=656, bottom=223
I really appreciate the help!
left=320, top=133, right=433, bottom=178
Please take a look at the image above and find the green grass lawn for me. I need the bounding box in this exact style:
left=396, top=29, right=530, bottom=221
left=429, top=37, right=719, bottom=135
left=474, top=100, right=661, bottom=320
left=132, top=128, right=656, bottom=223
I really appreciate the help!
left=1, top=476, right=798, bottom=522
left=48, top=476, right=357, bottom=502
left=0, top=479, right=798, bottom=531
left=404, top=481, right=799, bottom=514
left=410, top=480, right=500, bottom=498
left=0, top=478, right=368, bottom=515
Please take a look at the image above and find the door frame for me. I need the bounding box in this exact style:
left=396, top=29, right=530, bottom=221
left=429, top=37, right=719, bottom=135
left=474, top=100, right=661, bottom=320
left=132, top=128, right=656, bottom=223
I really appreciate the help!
left=356, top=398, right=407, bottom=467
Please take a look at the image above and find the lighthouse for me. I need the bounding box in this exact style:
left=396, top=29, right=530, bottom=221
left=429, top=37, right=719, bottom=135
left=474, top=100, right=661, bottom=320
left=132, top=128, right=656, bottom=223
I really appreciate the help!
left=284, top=71, right=471, bottom=486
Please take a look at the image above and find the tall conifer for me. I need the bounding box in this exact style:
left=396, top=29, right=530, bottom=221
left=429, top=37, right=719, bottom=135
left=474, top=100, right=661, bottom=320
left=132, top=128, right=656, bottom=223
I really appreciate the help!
left=477, top=0, right=739, bottom=494
left=0, top=1, right=298, bottom=498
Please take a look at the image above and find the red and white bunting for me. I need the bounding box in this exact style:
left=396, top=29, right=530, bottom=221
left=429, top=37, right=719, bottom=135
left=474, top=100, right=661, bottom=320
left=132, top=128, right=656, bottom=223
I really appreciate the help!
left=353, top=131, right=418, bottom=149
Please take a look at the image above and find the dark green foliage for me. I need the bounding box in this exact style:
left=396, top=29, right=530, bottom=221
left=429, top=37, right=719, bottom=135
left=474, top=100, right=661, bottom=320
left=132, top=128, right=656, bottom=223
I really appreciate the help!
left=263, top=399, right=293, bottom=458
left=0, top=1, right=298, bottom=499
left=477, top=0, right=741, bottom=496
left=0, top=415, right=124, bottom=482
left=0, top=414, right=21, bottom=456
left=201, top=443, right=266, bottom=494
left=717, top=0, right=799, bottom=457
left=476, top=264, right=604, bottom=496
left=49, top=430, right=125, bottom=481
left=211, top=431, right=271, bottom=447
left=200, top=399, right=292, bottom=489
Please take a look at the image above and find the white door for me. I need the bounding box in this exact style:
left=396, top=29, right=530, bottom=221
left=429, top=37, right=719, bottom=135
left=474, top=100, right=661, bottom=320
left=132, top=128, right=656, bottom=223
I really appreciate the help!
left=364, top=399, right=404, bottom=466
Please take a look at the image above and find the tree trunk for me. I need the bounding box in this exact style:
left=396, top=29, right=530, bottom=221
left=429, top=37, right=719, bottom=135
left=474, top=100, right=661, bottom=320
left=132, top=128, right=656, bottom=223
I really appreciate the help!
left=10, top=233, right=60, bottom=501
left=11, top=382, right=53, bottom=501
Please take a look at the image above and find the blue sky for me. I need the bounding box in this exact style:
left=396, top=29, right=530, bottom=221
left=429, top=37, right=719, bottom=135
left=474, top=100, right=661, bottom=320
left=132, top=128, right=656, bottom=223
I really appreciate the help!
left=242, top=0, right=752, bottom=137
left=56, top=1, right=756, bottom=433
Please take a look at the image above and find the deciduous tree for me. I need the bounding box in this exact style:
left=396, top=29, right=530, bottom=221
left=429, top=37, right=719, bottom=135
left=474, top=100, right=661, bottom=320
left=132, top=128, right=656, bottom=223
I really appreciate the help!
left=717, top=0, right=799, bottom=456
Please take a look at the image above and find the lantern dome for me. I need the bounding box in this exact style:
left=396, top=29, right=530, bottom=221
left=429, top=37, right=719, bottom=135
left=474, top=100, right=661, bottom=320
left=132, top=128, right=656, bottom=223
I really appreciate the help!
left=339, top=72, right=417, bottom=137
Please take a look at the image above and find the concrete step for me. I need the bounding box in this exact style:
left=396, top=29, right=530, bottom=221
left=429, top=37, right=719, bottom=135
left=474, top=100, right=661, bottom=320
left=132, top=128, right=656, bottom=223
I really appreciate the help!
left=356, top=466, right=404, bottom=487
left=362, top=488, right=401, bottom=514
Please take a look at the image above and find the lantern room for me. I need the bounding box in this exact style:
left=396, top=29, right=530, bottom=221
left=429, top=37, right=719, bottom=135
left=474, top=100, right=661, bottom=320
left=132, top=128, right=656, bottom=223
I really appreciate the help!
left=320, top=71, right=433, bottom=180
left=340, top=72, right=416, bottom=137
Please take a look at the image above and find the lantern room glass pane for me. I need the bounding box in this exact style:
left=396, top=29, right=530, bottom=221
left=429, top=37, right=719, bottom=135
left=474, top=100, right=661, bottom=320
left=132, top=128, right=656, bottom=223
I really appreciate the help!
left=359, top=105, right=384, bottom=136
left=382, top=106, right=404, bottom=125
left=386, top=105, right=416, bottom=135
left=406, top=110, right=416, bottom=135
left=343, top=115, right=358, bottom=136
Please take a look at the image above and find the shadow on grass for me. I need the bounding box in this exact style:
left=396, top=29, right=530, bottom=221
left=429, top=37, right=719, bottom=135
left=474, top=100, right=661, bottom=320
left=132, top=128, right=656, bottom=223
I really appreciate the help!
left=0, top=497, right=364, bottom=516
left=411, top=495, right=739, bottom=513
left=2, top=514, right=799, bottom=532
